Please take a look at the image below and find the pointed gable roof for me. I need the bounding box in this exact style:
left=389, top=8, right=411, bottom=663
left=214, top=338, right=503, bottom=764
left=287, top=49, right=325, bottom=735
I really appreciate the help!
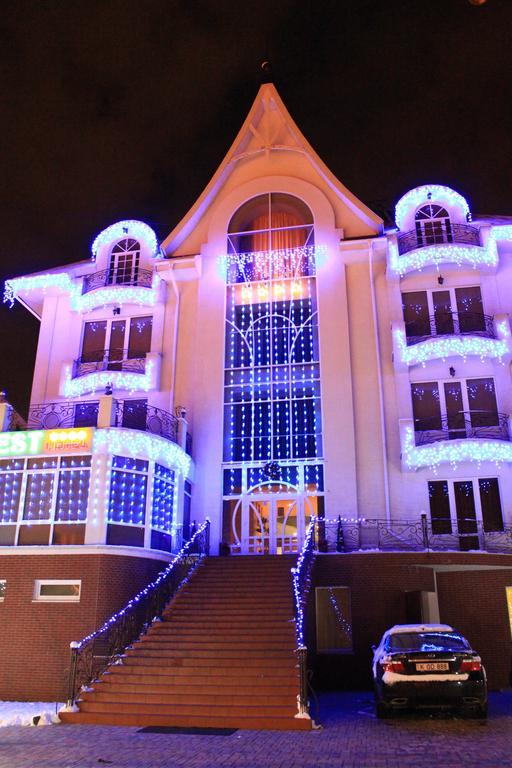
left=161, top=83, right=381, bottom=254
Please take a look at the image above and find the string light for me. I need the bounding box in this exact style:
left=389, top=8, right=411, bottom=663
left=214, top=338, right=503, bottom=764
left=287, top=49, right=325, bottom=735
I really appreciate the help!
left=91, top=220, right=159, bottom=259
left=63, top=359, right=154, bottom=397
left=74, top=519, right=210, bottom=649
left=394, top=321, right=511, bottom=366
left=4, top=272, right=161, bottom=313
left=401, top=423, right=512, bottom=471
left=395, top=185, right=471, bottom=231
left=93, top=428, right=191, bottom=477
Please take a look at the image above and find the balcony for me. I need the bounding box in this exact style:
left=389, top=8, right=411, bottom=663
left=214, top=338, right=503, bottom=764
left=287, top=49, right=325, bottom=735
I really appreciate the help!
left=82, top=269, right=153, bottom=294
left=392, top=313, right=511, bottom=368
left=24, top=399, right=184, bottom=448
left=413, top=411, right=510, bottom=446
left=400, top=416, right=512, bottom=471
left=73, top=349, right=146, bottom=379
left=397, top=223, right=480, bottom=256
left=405, top=311, right=495, bottom=346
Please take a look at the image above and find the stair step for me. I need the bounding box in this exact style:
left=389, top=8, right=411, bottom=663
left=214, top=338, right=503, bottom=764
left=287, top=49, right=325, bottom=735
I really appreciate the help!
left=77, top=701, right=298, bottom=718
left=106, top=668, right=298, bottom=683
left=60, top=711, right=311, bottom=731
left=137, top=639, right=294, bottom=650
left=122, top=655, right=296, bottom=669
left=94, top=680, right=298, bottom=696
left=125, top=647, right=294, bottom=659
left=81, top=690, right=295, bottom=706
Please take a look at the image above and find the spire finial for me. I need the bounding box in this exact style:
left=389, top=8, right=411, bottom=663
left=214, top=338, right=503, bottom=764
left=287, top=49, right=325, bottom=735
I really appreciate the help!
left=260, top=60, right=273, bottom=84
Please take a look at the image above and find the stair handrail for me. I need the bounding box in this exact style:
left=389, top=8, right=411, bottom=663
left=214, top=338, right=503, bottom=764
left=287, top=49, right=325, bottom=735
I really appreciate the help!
left=65, top=519, right=210, bottom=707
left=291, top=516, right=317, bottom=718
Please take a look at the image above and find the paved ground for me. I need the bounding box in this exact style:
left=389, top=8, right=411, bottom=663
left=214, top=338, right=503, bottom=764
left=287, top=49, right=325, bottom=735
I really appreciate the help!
left=1, top=691, right=511, bottom=768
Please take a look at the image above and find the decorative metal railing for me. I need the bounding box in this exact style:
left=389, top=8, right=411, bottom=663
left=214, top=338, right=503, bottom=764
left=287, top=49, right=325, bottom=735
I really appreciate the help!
left=405, top=312, right=495, bottom=346
left=82, top=268, right=153, bottom=294
left=66, top=520, right=210, bottom=707
left=73, top=349, right=146, bottom=379
left=27, top=400, right=99, bottom=429
left=316, top=515, right=512, bottom=555
left=7, top=408, right=26, bottom=431
left=291, top=517, right=316, bottom=718
left=397, top=223, right=480, bottom=256
left=114, top=400, right=179, bottom=443
left=414, top=410, right=510, bottom=446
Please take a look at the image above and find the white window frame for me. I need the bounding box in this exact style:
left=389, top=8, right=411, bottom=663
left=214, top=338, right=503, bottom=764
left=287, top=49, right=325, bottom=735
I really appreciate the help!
left=33, top=579, right=81, bottom=602
left=412, top=375, right=500, bottom=424
left=402, top=285, right=484, bottom=335
left=80, top=316, right=153, bottom=361
left=427, top=476, right=503, bottom=533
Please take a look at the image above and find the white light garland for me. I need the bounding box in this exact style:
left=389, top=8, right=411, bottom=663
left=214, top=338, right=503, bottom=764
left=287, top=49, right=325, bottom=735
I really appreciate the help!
left=395, top=185, right=471, bottom=231
left=388, top=223, right=512, bottom=278
left=63, top=360, right=154, bottom=398
left=93, top=428, right=191, bottom=477
left=91, top=220, right=158, bottom=259
left=388, top=241, right=493, bottom=277
left=4, top=272, right=161, bottom=313
left=394, top=321, right=511, bottom=367
left=402, top=423, right=512, bottom=471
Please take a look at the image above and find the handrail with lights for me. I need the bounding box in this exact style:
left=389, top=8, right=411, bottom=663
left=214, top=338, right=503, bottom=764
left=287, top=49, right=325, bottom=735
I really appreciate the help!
left=65, top=519, right=210, bottom=707
left=291, top=516, right=316, bottom=718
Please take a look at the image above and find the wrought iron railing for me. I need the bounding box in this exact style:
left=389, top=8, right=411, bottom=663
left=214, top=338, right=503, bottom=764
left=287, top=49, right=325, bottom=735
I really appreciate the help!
left=316, top=515, right=512, bottom=555
left=27, top=400, right=99, bottom=430
left=66, top=520, right=210, bottom=707
left=414, top=410, right=510, bottom=445
left=397, top=223, right=480, bottom=256
left=82, top=268, right=153, bottom=294
left=114, top=400, right=179, bottom=443
left=405, top=312, right=495, bottom=346
left=73, top=349, right=146, bottom=379
left=7, top=408, right=26, bottom=431
left=291, top=518, right=316, bottom=718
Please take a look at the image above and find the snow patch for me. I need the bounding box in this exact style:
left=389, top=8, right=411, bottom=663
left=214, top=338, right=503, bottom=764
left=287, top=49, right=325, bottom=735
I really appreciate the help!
left=0, top=701, right=62, bottom=727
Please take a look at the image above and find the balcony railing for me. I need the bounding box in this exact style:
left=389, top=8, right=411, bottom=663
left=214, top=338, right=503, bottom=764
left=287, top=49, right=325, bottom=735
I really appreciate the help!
left=317, top=516, right=512, bottom=555
left=397, top=223, right=480, bottom=256
left=82, top=269, right=153, bottom=294
left=114, top=400, right=179, bottom=443
left=73, top=349, right=146, bottom=379
left=27, top=400, right=99, bottom=429
left=414, top=410, right=510, bottom=446
left=405, top=312, right=495, bottom=346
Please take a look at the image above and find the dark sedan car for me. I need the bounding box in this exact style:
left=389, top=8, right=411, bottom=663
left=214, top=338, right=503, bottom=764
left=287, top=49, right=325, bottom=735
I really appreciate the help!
left=372, top=624, right=487, bottom=718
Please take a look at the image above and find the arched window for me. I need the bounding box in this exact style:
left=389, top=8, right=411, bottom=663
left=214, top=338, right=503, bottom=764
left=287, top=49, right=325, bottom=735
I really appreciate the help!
left=228, top=193, right=314, bottom=256
left=415, top=204, right=452, bottom=247
left=108, top=238, right=141, bottom=285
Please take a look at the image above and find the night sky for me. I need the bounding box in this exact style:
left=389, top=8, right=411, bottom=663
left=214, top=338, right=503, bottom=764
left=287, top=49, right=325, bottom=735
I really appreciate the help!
left=2, top=0, right=511, bottom=413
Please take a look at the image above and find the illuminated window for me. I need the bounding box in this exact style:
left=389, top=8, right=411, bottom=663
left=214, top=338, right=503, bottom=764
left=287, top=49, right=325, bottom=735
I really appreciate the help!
left=34, top=580, right=81, bottom=602
left=79, top=316, right=152, bottom=371
left=428, top=477, right=503, bottom=547
left=108, top=238, right=140, bottom=285
left=0, top=581, right=6, bottom=601
left=108, top=455, right=148, bottom=527
left=223, top=194, right=322, bottom=464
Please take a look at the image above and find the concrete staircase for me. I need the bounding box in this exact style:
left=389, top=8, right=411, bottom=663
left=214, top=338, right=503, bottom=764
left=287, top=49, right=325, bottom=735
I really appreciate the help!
left=60, top=555, right=311, bottom=730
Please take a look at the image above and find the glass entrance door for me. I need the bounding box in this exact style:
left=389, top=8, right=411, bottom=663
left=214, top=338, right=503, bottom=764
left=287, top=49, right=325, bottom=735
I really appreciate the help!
left=243, top=495, right=310, bottom=554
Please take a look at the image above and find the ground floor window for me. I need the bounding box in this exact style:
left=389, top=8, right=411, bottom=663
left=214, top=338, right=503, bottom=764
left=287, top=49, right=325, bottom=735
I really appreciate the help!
left=33, top=580, right=81, bottom=602
left=428, top=477, right=503, bottom=549
left=315, top=586, right=353, bottom=653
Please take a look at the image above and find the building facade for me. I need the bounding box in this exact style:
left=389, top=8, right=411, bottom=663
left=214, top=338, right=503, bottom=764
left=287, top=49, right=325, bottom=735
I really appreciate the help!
left=3, top=82, right=512, bottom=698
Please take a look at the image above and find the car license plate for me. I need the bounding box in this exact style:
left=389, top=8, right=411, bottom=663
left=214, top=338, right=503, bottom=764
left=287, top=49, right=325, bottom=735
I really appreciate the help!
left=415, top=662, right=449, bottom=672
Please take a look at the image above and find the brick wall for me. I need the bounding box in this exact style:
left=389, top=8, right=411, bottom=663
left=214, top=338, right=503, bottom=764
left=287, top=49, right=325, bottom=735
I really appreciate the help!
left=0, top=554, right=165, bottom=701
left=310, top=552, right=512, bottom=690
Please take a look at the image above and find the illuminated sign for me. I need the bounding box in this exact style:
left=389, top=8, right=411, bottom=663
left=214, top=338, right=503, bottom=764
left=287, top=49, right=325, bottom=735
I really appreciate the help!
left=0, top=428, right=94, bottom=457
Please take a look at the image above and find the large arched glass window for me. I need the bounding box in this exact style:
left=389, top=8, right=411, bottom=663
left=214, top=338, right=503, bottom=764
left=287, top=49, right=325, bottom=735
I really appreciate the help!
left=108, top=238, right=141, bottom=285
left=415, top=204, right=452, bottom=246
left=223, top=194, right=322, bottom=465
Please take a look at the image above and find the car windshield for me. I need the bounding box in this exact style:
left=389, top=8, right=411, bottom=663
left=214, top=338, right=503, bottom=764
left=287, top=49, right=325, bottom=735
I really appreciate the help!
left=388, top=632, right=470, bottom=653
